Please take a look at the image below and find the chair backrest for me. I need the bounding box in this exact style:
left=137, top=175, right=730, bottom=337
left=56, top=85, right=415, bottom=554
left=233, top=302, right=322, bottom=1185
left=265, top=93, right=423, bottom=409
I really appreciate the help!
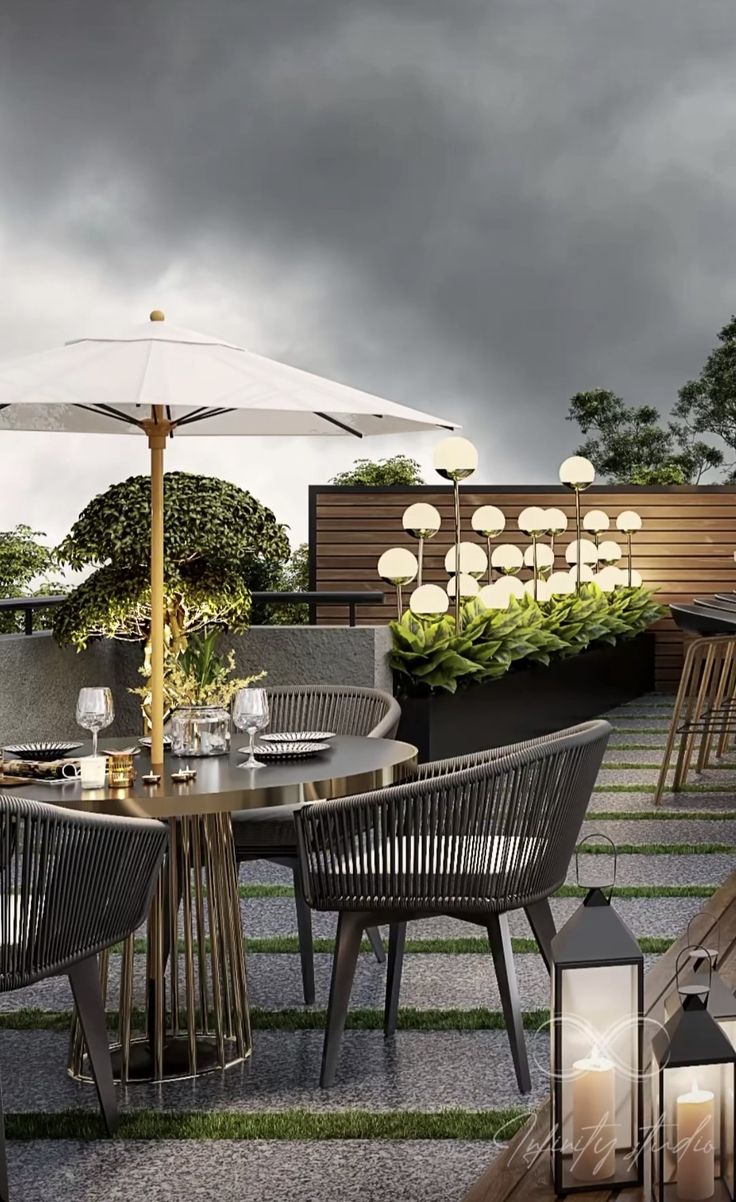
left=266, top=685, right=400, bottom=739
left=0, top=795, right=167, bottom=992
left=296, top=720, right=611, bottom=915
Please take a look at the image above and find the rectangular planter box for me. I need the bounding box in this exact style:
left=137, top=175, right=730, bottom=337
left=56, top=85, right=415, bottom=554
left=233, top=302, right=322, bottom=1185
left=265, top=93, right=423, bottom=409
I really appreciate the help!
left=396, top=633, right=655, bottom=762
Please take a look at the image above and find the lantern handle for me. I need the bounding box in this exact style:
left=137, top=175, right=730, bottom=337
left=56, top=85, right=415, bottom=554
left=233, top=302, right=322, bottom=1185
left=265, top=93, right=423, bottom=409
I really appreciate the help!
left=575, top=833, right=617, bottom=896
left=686, top=911, right=720, bottom=970
left=676, top=944, right=712, bottom=1004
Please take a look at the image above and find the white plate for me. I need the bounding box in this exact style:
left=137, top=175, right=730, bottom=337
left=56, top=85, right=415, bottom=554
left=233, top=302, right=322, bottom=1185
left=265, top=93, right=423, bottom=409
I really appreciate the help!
left=239, top=742, right=330, bottom=761
left=260, top=731, right=336, bottom=744
left=138, top=736, right=172, bottom=749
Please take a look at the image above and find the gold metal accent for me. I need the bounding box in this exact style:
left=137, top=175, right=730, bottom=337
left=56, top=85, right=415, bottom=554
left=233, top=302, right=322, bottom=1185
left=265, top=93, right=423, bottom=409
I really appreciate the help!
left=149, top=310, right=165, bottom=321
left=107, top=751, right=136, bottom=787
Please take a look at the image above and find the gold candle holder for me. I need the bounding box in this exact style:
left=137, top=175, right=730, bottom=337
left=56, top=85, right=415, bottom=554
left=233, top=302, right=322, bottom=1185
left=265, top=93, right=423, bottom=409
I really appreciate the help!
left=106, top=752, right=136, bottom=788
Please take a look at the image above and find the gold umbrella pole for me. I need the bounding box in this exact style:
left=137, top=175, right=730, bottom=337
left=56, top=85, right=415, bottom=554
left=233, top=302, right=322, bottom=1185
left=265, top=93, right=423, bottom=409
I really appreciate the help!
left=144, top=415, right=170, bottom=770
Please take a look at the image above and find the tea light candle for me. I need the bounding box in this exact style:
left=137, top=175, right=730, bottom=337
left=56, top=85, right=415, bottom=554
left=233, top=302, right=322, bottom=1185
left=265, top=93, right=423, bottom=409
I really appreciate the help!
left=79, top=756, right=107, bottom=789
left=676, top=1084, right=714, bottom=1200
left=571, top=1047, right=616, bottom=1180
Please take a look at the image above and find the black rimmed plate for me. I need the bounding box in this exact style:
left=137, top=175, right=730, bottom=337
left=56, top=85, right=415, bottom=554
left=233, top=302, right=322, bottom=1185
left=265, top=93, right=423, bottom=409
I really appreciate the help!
left=4, top=741, right=83, bottom=762
left=138, top=736, right=172, bottom=750
left=239, top=742, right=330, bottom=762
left=260, top=731, right=336, bottom=744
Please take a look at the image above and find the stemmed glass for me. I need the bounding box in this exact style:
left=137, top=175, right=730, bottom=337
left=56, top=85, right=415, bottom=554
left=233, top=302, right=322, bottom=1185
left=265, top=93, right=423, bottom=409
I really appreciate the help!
left=76, top=687, right=114, bottom=757
left=233, top=688, right=269, bottom=769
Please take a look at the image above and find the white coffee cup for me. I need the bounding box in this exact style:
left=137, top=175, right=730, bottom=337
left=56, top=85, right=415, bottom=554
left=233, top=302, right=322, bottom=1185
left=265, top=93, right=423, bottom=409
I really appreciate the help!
left=80, top=756, right=107, bottom=789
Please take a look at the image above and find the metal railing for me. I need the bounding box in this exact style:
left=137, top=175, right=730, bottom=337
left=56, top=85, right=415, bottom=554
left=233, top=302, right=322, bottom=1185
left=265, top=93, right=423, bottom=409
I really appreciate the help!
left=0, top=591, right=384, bottom=635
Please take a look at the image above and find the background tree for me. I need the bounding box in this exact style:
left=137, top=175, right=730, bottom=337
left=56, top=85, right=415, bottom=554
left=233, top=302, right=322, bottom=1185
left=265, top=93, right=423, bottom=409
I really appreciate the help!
left=0, top=525, right=63, bottom=633
left=567, top=389, right=722, bottom=483
left=53, top=472, right=290, bottom=659
left=330, top=454, right=424, bottom=486
left=674, top=315, right=736, bottom=478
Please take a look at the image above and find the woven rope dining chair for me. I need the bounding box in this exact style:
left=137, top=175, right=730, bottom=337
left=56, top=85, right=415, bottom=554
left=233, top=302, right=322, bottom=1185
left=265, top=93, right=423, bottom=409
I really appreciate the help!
left=231, top=685, right=401, bottom=1005
left=0, top=795, right=167, bottom=1202
left=295, top=719, right=611, bottom=1091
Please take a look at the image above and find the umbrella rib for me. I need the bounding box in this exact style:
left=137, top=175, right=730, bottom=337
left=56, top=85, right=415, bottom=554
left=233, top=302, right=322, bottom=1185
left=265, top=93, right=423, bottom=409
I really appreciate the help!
left=315, top=412, right=363, bottom=437
left=171, top=408, right=234, bottom=429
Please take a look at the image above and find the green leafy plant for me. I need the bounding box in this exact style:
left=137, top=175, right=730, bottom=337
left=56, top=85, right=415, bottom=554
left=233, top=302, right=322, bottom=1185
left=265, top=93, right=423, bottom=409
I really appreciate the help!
left=0, top=525, right=66, bottom=634
left=390, top=585, right=664, bottom=696
left=330, top=455, right=424, bottom=486
left=131, top=627, right=265, bottom=719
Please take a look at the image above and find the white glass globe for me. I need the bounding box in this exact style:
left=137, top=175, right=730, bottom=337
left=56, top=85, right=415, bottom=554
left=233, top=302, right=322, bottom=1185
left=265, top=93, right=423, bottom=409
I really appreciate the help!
left=564, top=538, right=599, bottom=566
left=433, top=437, right=478, bottom=482
left=377, top=547, right=419, bottom=585
left=445, top=541, right=488, bottom=578
left=471, top=505, right=505, bottom=537
left=569, top=564, right=595, bottom=583
left=582, top=509, right=610, bottom=534
left=481, top=575, right=525, bottom=608
left=616, top=510, right=642, bottom=534
left=629, top=569, right=643, bottom=588
left=594, top=566, right=624, bottom=592
left=524, top=578, right=552, bottom=603
left=548, top=571, right=575, bottom=595
left=517, top=505, right=548, bottom=536
left=447, top=572, right=480, bottom=599
left=523, top=543, right=554, bottom=571
left=409, top=584, right=450, bottom=616
left=402, top=502, right=441, bottom=538
left=490, top=544, right=524, bottom=574
left=559, top=455, right=595, bottom=490
left=597, top=539, right=622, bottom=565
left=544, top=507, right=568, bottom=535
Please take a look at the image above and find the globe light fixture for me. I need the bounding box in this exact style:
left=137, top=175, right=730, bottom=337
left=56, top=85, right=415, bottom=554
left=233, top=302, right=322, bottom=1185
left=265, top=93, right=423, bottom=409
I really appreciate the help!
left=447, top=572, right=480, bottom=599
left=629, top=568, right=642, bottom=588
left=472, top=505, right=505, bottom=583
left=409, top=583, right=450, bottom=617
left=377, top=547, right=419, bottom=618
left=616, top=511, right=642, bottom=586
left=559, top=456, right=596, bottom=587
left=594, top=565, right=624, bottom=592
left=548, top=570, right=576, bottom=596
left=491, top=544, right=524, bottom=576
left=445, top=541, right=488, bottom=579
left=518, top=505, right=548, bottom=536
left=569, top=563, right=595, bottom=584
left=524, top=541, right=554, bottom=600
left=582, top=509, right=610, bottom=546
left=402, top=502, right=441, bottom=586
left=544, top=507, right=568, bottom=562
left=565, top=538, right=599, bottom=567
left=524, top=577, right=552, bottom=603
left=433, top=436, right=479, bottom=629
left=480, top=575, right=525, bottom=609
left=597, top=539, right=622, bottom=566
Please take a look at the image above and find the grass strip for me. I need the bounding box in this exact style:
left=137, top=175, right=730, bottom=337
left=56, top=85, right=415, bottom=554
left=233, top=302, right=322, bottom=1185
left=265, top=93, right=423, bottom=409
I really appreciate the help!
left=0, top=1006, right=552, bottom=1034
left=604, top=763, right=736, bottom=773
left=124, top=935, right=672, bottom=956
left=556, top=884, right=715, bottom=898
left=4, top=1107, right=532, bottom=1143
left=577, top=842, right=734, bottom=854
left=588, top=811, right=736, bottom=821
left=239, top=885, right=296, bottom=899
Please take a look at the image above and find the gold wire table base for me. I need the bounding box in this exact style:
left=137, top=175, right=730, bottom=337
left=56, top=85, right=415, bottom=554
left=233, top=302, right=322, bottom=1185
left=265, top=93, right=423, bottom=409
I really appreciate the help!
left=68, top=811, right=251, bottom=1083
left=654, top=634, right=736, bottom=805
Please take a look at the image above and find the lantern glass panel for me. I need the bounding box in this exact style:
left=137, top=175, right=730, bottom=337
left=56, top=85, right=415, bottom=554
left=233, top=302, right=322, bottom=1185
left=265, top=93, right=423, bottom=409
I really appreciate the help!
left=554, top=963, right=641, bottom=1190
left=654, top=1058, right=735, bottom=1200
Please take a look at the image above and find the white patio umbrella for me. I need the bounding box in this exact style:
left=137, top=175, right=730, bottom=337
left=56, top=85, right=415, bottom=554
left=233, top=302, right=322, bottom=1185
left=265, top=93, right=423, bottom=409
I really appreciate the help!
left=0, top=311, right=456, bottom=765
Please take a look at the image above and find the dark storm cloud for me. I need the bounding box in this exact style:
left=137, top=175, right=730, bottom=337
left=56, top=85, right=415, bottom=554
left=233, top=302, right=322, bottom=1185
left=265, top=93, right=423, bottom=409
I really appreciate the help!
left=2, top=0, right=736, bottom=475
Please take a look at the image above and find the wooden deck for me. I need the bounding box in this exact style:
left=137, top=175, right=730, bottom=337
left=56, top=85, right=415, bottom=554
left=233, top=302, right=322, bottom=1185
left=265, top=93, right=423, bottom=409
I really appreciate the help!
left=463, top=871, right=736, bottom=1202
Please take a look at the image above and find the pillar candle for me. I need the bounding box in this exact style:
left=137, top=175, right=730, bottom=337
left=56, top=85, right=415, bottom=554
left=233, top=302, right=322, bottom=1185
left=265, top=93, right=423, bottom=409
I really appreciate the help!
left=571, top=1049, right=616, bottom=1180
left=676, top=1086, right=715, bottom=1201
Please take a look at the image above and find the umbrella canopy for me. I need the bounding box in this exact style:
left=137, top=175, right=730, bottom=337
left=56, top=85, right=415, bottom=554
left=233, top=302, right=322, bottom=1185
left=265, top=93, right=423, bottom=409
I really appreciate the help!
left=0, top=312, right=457, bottom=765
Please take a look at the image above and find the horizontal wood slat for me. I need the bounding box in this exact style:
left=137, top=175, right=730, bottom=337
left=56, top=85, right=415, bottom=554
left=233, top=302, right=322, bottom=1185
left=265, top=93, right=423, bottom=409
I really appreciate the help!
left=310, top=486, right=736, bottom=692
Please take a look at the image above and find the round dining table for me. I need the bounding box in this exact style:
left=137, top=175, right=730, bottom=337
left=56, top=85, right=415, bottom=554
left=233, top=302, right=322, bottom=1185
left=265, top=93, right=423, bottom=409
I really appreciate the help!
left=2, top=735, right=417, bottom=1083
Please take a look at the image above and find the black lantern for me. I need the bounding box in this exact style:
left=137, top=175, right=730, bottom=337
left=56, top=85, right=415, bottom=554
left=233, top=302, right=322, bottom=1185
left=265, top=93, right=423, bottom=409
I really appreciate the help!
left=664, top=919, right=736, bottom=1052
left=550, top=838, right=644, bottom=1194
left=653, top=949, right=736, bottom=1201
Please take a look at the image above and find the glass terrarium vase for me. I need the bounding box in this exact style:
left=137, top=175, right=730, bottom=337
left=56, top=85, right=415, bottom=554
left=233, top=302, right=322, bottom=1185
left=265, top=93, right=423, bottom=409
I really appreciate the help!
left=170, top=704, right=231, bottom=757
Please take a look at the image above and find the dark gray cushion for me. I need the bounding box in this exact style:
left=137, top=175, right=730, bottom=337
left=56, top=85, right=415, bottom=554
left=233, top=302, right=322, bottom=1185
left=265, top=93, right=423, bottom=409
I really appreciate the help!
left=231, top=804, right=300, bottom=858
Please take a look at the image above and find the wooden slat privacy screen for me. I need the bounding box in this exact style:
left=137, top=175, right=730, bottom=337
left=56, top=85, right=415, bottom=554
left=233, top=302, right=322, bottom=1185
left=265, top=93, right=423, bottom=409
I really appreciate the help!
left=309, top=485, right=736, bottom=691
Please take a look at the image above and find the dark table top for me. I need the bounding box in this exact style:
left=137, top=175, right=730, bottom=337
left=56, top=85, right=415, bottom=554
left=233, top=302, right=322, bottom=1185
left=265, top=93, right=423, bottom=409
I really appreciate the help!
left=0, top=735, right=417, bottom=820
left=671, top=601, right=736, bottom=637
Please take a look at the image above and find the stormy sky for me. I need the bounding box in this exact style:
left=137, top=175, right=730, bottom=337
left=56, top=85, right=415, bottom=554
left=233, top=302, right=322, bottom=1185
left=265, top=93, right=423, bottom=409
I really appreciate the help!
left=1, top=0, right=735, bottom=550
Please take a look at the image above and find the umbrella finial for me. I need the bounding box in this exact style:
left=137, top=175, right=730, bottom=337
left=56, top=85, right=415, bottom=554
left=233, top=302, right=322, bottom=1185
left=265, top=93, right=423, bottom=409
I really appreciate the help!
left=149, top=309, right=165, bottom=322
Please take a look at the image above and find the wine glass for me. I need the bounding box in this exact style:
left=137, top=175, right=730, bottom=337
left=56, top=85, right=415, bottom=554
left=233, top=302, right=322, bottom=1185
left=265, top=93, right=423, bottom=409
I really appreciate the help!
left=233, top=687, right=269, bottom=769
left=76, top=687, right=114, bottom=757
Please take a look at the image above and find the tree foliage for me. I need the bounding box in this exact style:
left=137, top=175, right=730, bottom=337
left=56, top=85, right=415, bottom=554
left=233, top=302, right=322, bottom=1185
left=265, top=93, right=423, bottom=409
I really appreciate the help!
left=674, top=315, right=736, bottom=479
left=330, top=455, right=424, bottom=486
left=0, top=525, right=64, bottom=634
left=53, top=472, right=290, bottom=651
left=567, top=389, right=722, bottom=484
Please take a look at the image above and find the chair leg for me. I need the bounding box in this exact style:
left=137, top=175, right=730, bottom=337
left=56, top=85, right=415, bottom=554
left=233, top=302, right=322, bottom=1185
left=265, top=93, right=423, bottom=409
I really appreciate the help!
left=384, top=922, right=407, bottom=1038
left=366, top=925, right=386, bottom=964
left=292, top=864, right=316, bottom=1006
left=525, top=899, right=556, bottom=974
left=0, top=1061, right=8, bottom=1202
left=487, top=914, right=531, bottom=1095
left=68, top=956, right=118, bottom=1134
left=321, top=912, right=364, bottom=1089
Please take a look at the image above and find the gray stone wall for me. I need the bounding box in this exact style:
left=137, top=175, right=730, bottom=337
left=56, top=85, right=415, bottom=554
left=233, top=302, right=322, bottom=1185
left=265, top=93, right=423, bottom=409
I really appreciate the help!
left=0, top=626, right=393, bottom=744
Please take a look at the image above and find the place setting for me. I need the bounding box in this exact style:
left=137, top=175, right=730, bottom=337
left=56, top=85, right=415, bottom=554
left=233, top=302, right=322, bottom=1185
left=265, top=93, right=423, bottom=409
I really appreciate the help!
left=232, top=686, right=334, bottom=766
